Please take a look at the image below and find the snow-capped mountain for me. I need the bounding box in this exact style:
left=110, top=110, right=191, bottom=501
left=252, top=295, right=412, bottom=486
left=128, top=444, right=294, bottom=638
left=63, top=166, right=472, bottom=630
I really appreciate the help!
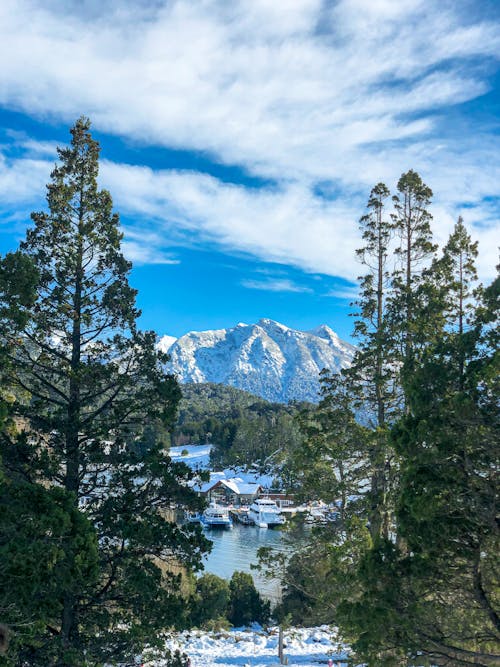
left=158, top=319, right=355, bottom=404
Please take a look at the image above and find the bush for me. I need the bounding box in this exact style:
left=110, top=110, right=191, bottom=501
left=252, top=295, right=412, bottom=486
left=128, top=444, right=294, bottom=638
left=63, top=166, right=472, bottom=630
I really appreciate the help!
left=227, top=571, right=270, bottom=627
left=189, top=574, right=230, bottom=628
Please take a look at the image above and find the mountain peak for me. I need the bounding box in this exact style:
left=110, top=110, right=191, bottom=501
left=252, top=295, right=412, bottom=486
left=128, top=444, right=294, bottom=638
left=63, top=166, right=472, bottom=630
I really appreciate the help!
left=163, top=319, right=355, bottom=403
left=257, top=318, right=290, bottom=331
left=157, top=334, right=177, bottom=352
left=308, top=323, right=337, bottom=338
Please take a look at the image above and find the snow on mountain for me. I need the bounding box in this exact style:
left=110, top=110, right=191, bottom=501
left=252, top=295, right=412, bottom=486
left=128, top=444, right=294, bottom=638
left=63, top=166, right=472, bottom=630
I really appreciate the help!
left=157, top=334, right=177, bottom=353
left=159, top=319, right=355, bottom=404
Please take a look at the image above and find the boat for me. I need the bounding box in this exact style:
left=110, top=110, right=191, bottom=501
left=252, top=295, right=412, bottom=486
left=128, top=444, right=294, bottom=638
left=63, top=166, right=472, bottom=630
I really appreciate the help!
left=199, top=502, right=233, bottom=529
left=248, top=497, right=285, bottom=528
left=229, top=508, right=253, bottom=525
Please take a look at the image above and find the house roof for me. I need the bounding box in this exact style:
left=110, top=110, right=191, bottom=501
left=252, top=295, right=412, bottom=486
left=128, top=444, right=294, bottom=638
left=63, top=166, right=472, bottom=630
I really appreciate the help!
left=191, top=476, right=262, bottom=496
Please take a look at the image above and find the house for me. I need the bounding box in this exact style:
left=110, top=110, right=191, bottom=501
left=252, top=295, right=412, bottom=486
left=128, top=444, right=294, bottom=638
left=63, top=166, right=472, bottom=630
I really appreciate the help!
left=192, top=474, right=262, bottom=506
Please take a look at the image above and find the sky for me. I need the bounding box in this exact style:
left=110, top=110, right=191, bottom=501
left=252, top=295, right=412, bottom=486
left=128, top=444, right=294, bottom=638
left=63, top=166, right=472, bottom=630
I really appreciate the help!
left=0, top=0, right=499, bottom=343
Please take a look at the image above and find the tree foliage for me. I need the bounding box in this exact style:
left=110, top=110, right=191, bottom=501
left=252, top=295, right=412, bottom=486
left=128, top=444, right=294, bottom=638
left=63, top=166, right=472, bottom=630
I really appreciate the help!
left=279, top=171, right=499, bottom=666
left=0, top=118, right=209, bottom=666
left=227, top=571, right=271, bottom=627
left=188, top=574, right=231, bottom=629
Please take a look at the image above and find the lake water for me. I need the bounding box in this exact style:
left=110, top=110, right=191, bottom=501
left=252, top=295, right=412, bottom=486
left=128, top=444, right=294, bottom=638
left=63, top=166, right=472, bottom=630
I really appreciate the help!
left=201, top=523, right=293, bottom=601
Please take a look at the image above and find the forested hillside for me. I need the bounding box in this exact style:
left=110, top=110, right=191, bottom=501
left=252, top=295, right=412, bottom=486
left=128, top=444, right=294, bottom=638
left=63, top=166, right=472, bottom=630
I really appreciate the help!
left=173, top=383, right=308, bottom=470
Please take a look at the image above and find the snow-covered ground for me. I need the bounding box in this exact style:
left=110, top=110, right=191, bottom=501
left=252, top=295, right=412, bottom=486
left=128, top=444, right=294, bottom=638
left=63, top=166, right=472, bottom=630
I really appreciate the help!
left=151, top=625, right=349, bottom=667
left=169, top=445, right=276, bottom=488
left=170, top=444, right=213, bottom=470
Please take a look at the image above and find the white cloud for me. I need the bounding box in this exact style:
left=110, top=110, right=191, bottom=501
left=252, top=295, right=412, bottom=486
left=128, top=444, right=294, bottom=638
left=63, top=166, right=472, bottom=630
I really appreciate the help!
left=325, top=285, right=360, bottom=301
left=0, top=0, right=498, bottom=281
left=0, top=149, right=498, bottom=283
left=0, top=0, right=498, bottom=182
left=98, top=160, right=361, bottom=278
left=241, top=278, right=313, bottom=293
left=0, top=153, right=50, bottom=206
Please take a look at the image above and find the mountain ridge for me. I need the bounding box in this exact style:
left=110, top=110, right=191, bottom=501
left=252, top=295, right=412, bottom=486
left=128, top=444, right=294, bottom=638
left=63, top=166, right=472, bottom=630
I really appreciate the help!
left=158, top=319, right=355, bottom=404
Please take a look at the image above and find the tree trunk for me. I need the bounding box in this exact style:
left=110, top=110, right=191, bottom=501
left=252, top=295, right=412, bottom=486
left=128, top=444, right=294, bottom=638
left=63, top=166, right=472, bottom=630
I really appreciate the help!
left=61, top=194, right=84, bottom=653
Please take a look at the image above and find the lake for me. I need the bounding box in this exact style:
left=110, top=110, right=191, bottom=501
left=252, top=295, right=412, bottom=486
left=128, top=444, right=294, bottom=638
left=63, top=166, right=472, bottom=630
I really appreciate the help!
left=201, top=522, right=293, bottom=601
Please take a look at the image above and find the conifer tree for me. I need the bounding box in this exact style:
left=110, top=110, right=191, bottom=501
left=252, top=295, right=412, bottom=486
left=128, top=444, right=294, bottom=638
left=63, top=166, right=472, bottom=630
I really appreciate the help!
left=0, top=252, right=99, bottom=665
left=338, top=234, right=499, bottom=667
left=0, top=118, right=209, bottom=666
left=349, top=182, right=397, bottom=539
left=352, top=182, right=394, bottom=426
left=430, top=216, right=479, bottom=386
left=390, top=170, right=437, bottom=375
left=295, top=372, right=368, bottom=525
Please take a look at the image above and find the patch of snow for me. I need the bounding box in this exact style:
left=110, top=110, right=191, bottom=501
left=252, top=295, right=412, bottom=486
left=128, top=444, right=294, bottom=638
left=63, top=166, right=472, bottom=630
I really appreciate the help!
left=148, top=625, right=349, bottom=667
left=169, top=444, right=212, bottom=470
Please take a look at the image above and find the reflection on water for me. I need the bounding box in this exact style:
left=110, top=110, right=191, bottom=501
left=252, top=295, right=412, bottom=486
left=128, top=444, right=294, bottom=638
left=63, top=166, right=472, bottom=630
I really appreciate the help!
left=201, top=523, right=292, bottom=602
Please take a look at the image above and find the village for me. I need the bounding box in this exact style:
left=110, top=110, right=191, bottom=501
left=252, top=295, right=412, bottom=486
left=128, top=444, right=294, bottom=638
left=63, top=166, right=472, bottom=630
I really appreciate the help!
left=170, top=444, right=338, bottom=529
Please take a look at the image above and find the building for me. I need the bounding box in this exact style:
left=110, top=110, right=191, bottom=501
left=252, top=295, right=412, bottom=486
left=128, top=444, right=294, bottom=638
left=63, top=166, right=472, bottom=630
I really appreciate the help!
left=193, top=475, right=262, bottom=506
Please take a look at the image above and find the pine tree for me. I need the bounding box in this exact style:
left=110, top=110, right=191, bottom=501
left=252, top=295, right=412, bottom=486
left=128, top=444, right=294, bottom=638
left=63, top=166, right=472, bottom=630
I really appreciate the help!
left=273, top=372, right=372, bottom=627
left=349, top=182, right=397, bottom=540
left=430, top=216, right=479, bottom=386
left=339, top=237, right=499, bottom=667
left=0, top=118, right=209, bottom=666
left=390, top=170, right=437, bottom=375
left=227, top=571, right=270, bottom=627
left=295, top=371, right=368, bottom=525
left=352, top=182, right=394, bottom=426
left=0, top=251, right=38, bottom=425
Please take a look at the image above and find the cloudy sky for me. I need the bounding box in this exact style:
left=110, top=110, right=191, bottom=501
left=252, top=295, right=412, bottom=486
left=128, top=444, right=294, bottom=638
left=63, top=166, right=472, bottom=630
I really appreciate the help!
left=0, top=0, right=499, bottom=341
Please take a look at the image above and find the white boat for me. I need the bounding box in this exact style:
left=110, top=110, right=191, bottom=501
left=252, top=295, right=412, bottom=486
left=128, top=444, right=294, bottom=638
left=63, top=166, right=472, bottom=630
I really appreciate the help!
left=200, top=502, right=233, bottom=529
left=248, top=497, right=285, bottom=528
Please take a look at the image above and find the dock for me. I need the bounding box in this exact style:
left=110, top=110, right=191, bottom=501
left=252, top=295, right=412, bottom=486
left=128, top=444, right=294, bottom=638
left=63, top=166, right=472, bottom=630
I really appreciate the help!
left=229, top=508, right=253, bottom=525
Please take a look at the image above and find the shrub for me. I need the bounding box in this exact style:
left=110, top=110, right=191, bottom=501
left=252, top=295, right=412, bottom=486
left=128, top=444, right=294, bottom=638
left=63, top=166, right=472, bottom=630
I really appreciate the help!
left=189, top=574, right=230, bottom=628
left=227, top=571, right=270, bottom=627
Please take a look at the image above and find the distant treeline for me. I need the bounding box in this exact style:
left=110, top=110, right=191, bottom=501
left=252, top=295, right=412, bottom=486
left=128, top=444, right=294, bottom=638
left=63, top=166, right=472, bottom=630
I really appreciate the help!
left=172, top=383, right=309, bottom=470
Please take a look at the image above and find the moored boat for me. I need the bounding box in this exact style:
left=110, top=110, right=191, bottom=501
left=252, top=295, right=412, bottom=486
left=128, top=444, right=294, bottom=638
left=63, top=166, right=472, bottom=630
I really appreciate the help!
left=200, top=502, right=233, bottom=529
left=248, top=497, right=285, bottom=528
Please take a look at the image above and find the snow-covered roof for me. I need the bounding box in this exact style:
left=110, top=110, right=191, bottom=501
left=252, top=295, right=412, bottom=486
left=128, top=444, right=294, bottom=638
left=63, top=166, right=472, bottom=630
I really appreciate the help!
left=229, top=481, right=262, bottom=495
left=191, top=475, right=261, bottom=496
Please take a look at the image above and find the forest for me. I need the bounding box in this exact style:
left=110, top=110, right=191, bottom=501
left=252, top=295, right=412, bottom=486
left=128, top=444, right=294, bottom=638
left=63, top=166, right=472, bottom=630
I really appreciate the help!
left=0, top=119, right=498, bottom=667
left=172, top=382, right=306, bottom=470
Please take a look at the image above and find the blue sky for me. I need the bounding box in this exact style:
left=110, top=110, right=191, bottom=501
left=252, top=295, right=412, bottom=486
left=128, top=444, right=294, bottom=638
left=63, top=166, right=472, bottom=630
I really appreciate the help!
left=0, top=0, right=499, bottom=342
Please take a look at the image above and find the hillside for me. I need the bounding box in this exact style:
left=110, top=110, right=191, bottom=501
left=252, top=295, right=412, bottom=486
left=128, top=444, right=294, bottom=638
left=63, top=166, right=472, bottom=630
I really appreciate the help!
left=173, top=383, right=308, bottom=469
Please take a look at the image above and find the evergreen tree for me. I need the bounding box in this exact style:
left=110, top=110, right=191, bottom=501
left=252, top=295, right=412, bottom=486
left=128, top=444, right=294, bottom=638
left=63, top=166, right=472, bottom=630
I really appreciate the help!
left=352, top=182, right=394, bottom=427
left=294, top=372, right=368, bottom=525
left=430, top=216, right=479, bottom=385
left=227, top=572, right=270, bottom=627
left=188, top=574, right=230, bottom=629
left=390, top=170, right=437, bottom=375
left=338, top=237, right=499, bottom=667
left=349, top=182, right=398, bottom=540
left=0, top=251, right=38, bottom=425
left=272, top=372, right=372, bottom=628
left=0, top=118, right=209, bottom=666
left=0, top=252, right=94, bottom=665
